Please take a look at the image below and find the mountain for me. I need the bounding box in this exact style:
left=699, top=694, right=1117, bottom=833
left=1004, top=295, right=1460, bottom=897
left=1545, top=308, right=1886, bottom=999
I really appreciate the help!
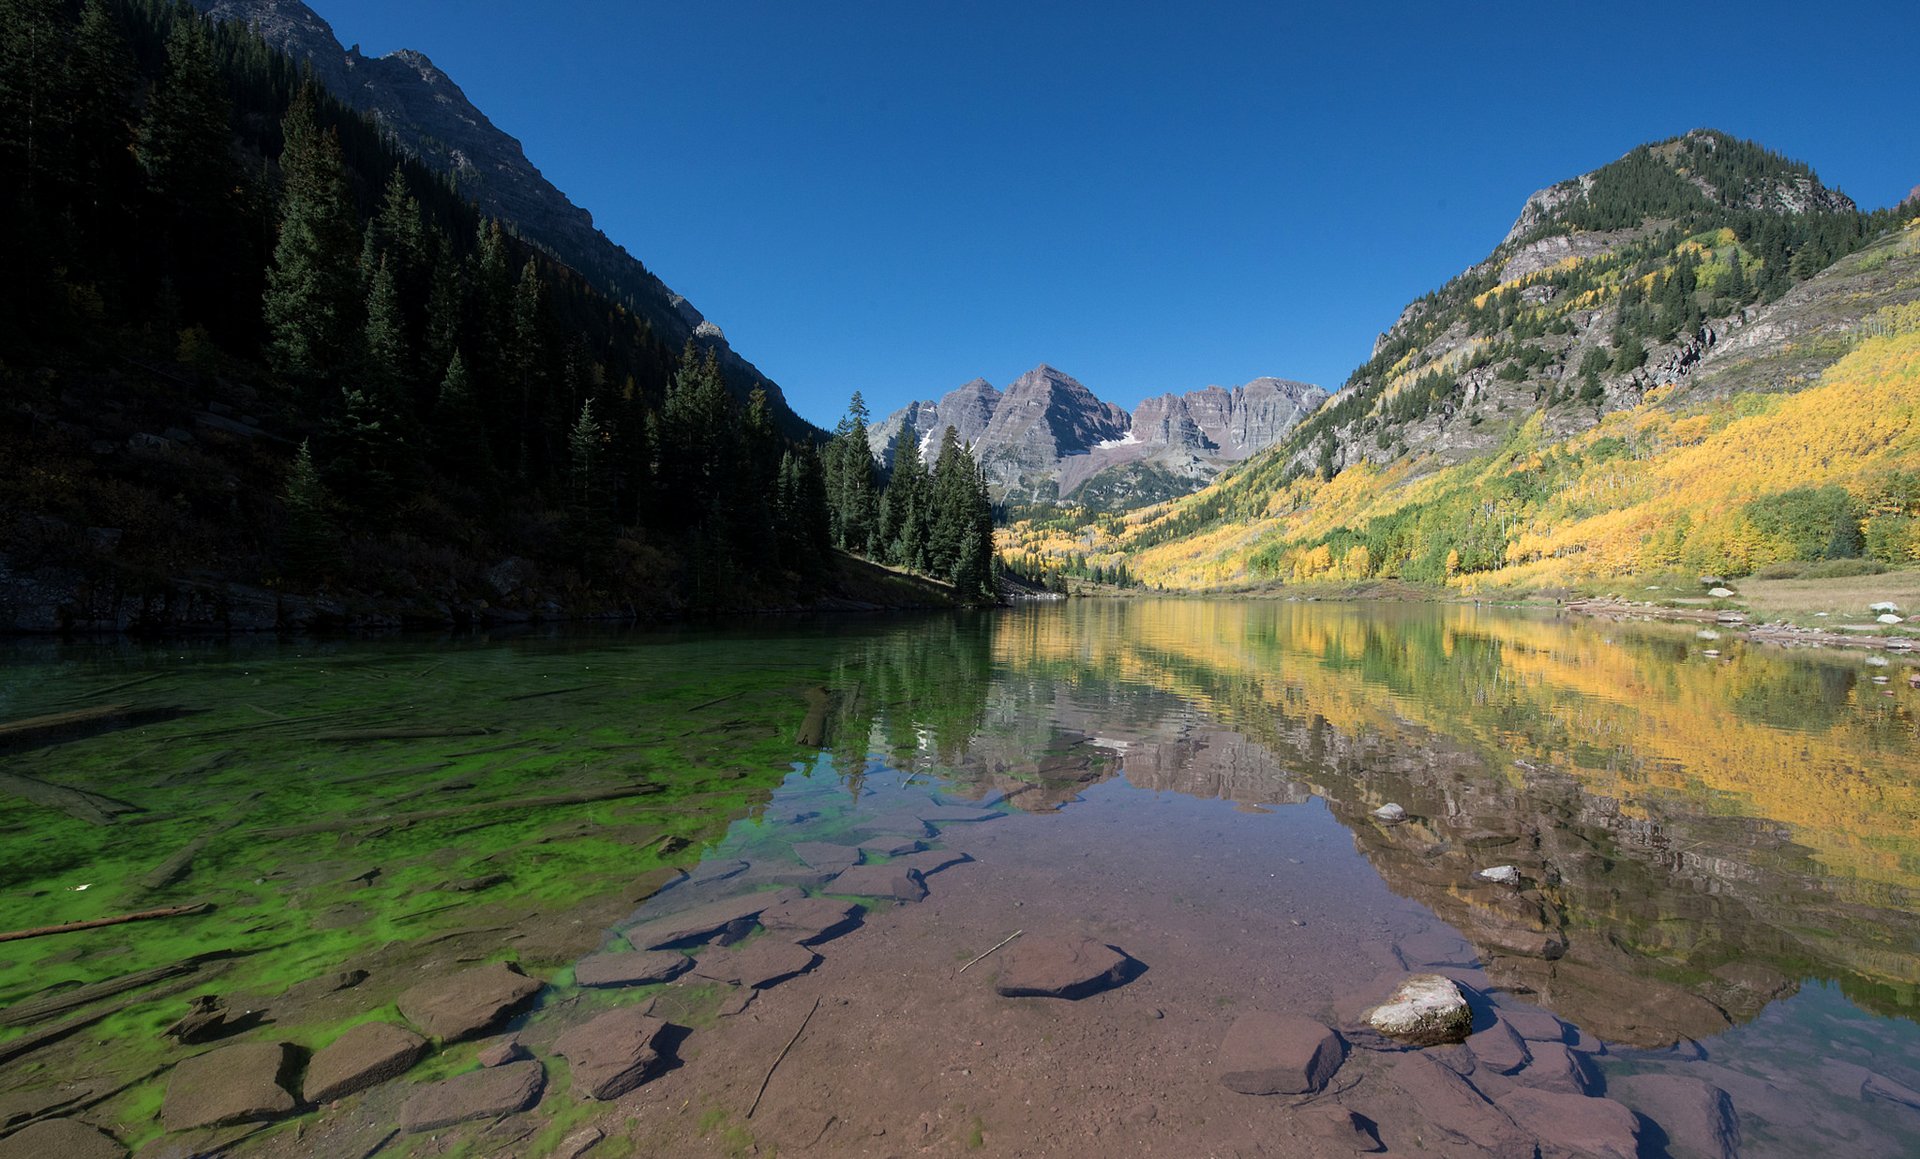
left=871, top=365, right=1325, bottom=508
left=1028, top=131, right=1920, bottom=589
left=187, top=0, right=814, bottom=436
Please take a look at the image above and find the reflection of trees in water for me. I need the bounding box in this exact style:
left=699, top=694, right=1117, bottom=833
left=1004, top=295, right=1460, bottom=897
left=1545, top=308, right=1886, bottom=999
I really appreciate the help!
left=983, top=600, right=1920, bottom=1040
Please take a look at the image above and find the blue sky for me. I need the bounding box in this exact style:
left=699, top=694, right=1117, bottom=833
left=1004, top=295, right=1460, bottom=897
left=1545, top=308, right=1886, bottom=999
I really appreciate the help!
left=309, top=1, right=1919, bottom=428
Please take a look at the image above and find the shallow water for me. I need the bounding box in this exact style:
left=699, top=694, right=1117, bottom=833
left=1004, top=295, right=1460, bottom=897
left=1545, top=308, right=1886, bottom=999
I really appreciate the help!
left=1, top=601, right=1917, bottom=1155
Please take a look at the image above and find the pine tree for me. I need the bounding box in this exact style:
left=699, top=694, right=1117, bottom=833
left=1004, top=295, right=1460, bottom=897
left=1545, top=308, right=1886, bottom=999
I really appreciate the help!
left=264, top=85, right=361, bottom=389
left=280, top=438, right=336, bottom=579
left=567, top=397, right=608, bottom=548
left=432, top=351, right=489, bottom=480
left=363, top=254, right=410, bottom=409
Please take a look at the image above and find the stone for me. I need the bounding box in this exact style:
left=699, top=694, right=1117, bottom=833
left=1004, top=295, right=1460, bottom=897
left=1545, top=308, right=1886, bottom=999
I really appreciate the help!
left=1296, top=1106, right=1383, bottom=1153
left=476, top=1037, right=527, bottom=1068
left=282, top=969, right=369, bottom=1004
left=397, top=962, right=542, bottom=1042
left=916, top=806, right=1003, bottom=825
left=1364, top=973, right=1473, bottom=1046
left=573, top=949, right=693, bottom=988
left=399, top=1059, right=544, bottom=1132
left=553, top=1126, right=605, bottom=1159
left=758, top=896, right=862, bottom=944
left=1870, top=601, right=1901, bottom=613
left=1387, top=1054, right=1533, bottom=1159
left=1467, top=1017, right=1532, bottom=1075
left=1371, top=803, right=1408, bottom=824
left=163, top=995, right=230, bottom=1044
left=621, top=889, right=802, bottom=949
left=161, top=1042, right=298, bottom=1132
left=1611, top=1074, right=1739, bottom=1159
left=791, top=842, right=861, bottom=872
left=858, top=837, right=923, bottom=858
left=681, top=859, right=751, bottom=887
left=552, top=1007, right=672, bottom=1100
left=828, top=864, right=929, bottom=902
left=0, top=1083, right=96, bottom=1129
left=994, top=935, right=1132, bottom=999
left=1216, top=1012, right=1345, bottom=1095
left=1515, top=1040, right=1595, bottom=1095
left=303, top=1021, right=429, bottom=1104
left=693, top=939, right=820, bottom=989
left=1395, top=928, right=1478, bottom=969
left=1878, top=613, right=1905, bottom=624
left=889, top=849, right=972, bottom=877
left=1863, top=1069, right=1920, bottom=1110
left=1496, top=1006, right=1568, bottom=1043
left=1709, top=587, right=1735, bottom=598
left=1496, top=1088, right=1640, bottom=1159
left=1476, top=865, right=1521, bottom=885
left=0, top=1119, right=126, bottom=1159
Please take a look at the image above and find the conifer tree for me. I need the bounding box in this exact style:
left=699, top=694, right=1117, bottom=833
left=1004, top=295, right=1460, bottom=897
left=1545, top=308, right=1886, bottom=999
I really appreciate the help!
left=432, top=351, right=488, bottom=480
left=363, top=254, right=409, bottom=408
left=264, top=85, right=361, bottom=388
left=280, top=438, right=336, bottom=579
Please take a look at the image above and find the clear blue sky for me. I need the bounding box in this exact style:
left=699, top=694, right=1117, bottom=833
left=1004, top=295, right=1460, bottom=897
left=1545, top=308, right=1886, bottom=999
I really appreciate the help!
left=309, top=0, right=1919, bottom=429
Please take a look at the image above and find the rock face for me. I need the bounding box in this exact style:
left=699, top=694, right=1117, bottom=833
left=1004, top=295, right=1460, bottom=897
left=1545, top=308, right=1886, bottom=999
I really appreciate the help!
left=573, top=949, right=694, bottom=988
left=551, top=1007, right=672, bottom=1101
left=1215, top=1013, right=1345, bottom=1095
left=399, top=1059, right=545, bottom=1132
left=185, top=0, right=809, bottom=437
left=303, top=1021, right=429, bottom=1104
left=0, top=1119, right=126, bottom=1159
left=161, top=1042, right=298, bottom=1132
left=994, top=935, right=1133, bottom=999
left=397, top=962, right=542, bottom=1042
left=1364, top=974, right=1474, bottom=1046
left=870, top=366, right=1324, bottom=508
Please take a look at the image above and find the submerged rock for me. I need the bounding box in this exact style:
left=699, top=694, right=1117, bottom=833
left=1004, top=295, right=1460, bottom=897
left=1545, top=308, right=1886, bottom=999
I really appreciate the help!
left=1296, top=1106, right=1383, bottom=1153
left=162, top=1041, right=298, bottom=1132
left=303, top=1021, right=429, bottom=1104
left=552, top=1007, right=672, bottom=1100
left=757, top=896, right=863, bottom=944
left=1496, top=1088, right=1640, bottom=1159
left=1216, top=1012, right=1345, bottom=1095
left=1611, top=1073, right=1739, bottom=1159
left=399, top=1059, right=545, bottom=1132
left=1387, top=1054, right=1533, bottom=1158
left=622, top=888, right=803, bottom=949
left=828, top=864, right=929, bottom=902
left=0, top=1119, right=126, bottom=1159
left=995, top=935, right=1133, bottom=999
left=1466, top=1017, right=1532, bottom=1075
left=791, top=842, right=861, bottom=872
left=397, top=962, right=542, bottom=1043
left=693, top=939, right=820, bottom=989
left=573, top=949, right=693, bottom=988
left=1364, top=974, right=1473, bottom=1046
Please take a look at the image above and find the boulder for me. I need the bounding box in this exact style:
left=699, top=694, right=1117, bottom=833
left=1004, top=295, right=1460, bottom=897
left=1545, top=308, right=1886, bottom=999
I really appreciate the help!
left=693, top=939, right=820, bottom=989
left=303, top=1021, right=429, bottom=1104
left=1364, top=974, right=1473, bottom=1046
left=573, top=949, right=693, bottom=988
left=621, top=889, right=802, bottom=949
left=757, top=896, right=862, bottom=944
left=1878, top=613, right=1905, bottom=625
left=994, top=935, right=1133, bottom=1000
left=1371, top=803, right=1408, bottom=824
left=1870, top=601, right=1901, bottom=613
left=1216, top=1012, right=1345, bottom=1095
left=1709, top=587, right=1735, bottom=598
left=1516, top=1040, right=1595, bottom=1095
left=828, top=864, right=928, bottom=902
left=1476, top=865, right=1521, bottom=885
left=397, top=962, right=542, bottom=1043
left=1611, top=1073, right=1739, bottom=1159
left=398, top=1059, right=545, bottom=1132
left=1496, top=1088, right=1640, bottom=1159
left=1387, top=1054, right=1533, bottom=1159
left=0, top=1119, right=126, bottom=1159
left=790, top=842, right=861, bottom=872
left=552, top=1007, right=672, bottom=1100
left=161, top=1042, right=298, bottom=1132
left=1467, top=1017, right=1532, bottom=1075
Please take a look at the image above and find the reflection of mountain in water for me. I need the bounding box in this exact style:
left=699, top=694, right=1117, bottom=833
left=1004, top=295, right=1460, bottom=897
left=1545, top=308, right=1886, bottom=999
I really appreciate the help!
left=948, top=600, right=1920, bottom=1046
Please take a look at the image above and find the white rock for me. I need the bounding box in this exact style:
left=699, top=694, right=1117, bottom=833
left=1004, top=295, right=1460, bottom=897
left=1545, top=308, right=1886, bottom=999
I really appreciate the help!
left=1696, top=629, right=1720, bottom=640
left=1877, top=613, right=1904, bottom=625
left=1476, top=865, right=1520, bottom=885
left=1709, top=587, right=1734, bottom=598
left=1871, top=601, right=1901, bottom=613
left=1371, top=803, right=1408, bottom=824
left=1867, top=656, right=1890, bottom=667
left=1703, top=649, right=1720, bottom=657
left=1364, top=974, right=1472, bottom=1046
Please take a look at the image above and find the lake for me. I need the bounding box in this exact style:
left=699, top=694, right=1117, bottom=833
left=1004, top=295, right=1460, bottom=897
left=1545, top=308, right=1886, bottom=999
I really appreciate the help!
left=1, top=600, right=1916, bottom=1157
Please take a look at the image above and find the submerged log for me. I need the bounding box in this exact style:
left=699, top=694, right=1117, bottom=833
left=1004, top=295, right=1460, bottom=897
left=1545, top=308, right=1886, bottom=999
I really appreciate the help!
left=0, top=951, right=231, bottom=1027
left=0, top=770, right=142, bottom=825
left=313, top=726, right=495, bottom=742
left=0, top=903, right=212, bottom=944
left=139, top=798, right=259, bottom=892
left=252, top=784, right=662, bottom=838
left=0, top=704, right=137, bottom=741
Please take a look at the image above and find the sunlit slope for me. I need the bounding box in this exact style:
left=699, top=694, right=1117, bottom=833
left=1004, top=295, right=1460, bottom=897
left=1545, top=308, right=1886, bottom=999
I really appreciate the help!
left=1103, top=222, right=1920, bottom=590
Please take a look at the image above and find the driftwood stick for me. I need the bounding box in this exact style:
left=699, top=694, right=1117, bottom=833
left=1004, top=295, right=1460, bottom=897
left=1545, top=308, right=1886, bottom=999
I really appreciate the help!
left=0, top=771, right=142, bottom=826
left=747, top=995, right=821, bottom=1119
left=252, top=784, right=660, bottom=838
left=0, top=951, right=230, bottom=1027
left=51, top=672, right=169, bottom=705
left=0, top=704, right=136, bottom=741
left=0, top=903, right=212, bottom=945
left=958, top=929, right=1023, bottom=973
left=312, top=726, right=493, bottom=742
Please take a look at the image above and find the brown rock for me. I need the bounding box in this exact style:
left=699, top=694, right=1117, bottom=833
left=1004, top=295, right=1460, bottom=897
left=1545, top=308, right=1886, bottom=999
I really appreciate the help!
left=161, top=1042, right=298, bottom=1132
left=620, top=888, right=802, bottom=949
left=693, top=939, right=820, bottom=989
left=1516, top=1040, right=1596, bottom=1095
left=1216, top=1012, right=1345, bottom=1095
left=1496, top=1088, right=1640, bottom=1159
left=994, top=935, right=1132, bottom=1000
left=757, top=896, right=862, bottom=944
left=552, top=1007, right=672, bottom=1100
left=889, top=849, right=972, bottom=877
left=1497, top=1006, right=1570, bottom=1043
left=0, top=1119, right=126, bottom=1159
left=791, top=842, right=861, bottom=872
left=303, top=1021, right=428, bottom=1104
left=397, top=962, right=542, bottom=1043
left=1296, top=1106, right=1383, bottom=1153
left=1387, top=1054, right=1533, bottom=1159
left=1467, top=1016, right=1532, bottom=1075
left=1611, top=1073, right=1739, bottom=1159
left=857, top=837, right=923, bottom=858
left=828, top=864, right=928, bottom=902
left=573, top=949, right=692, bottom=988
left=398, top=1059, right=544, bottom=1132
left=553, top=1126, right=605, bottom=1159
left=476, top=1037, right=527, bottom=1068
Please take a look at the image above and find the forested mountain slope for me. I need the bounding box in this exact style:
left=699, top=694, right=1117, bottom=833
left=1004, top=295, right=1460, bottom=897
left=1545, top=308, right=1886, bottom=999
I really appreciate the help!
left=1044, top=133, right=1920, bottom=590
